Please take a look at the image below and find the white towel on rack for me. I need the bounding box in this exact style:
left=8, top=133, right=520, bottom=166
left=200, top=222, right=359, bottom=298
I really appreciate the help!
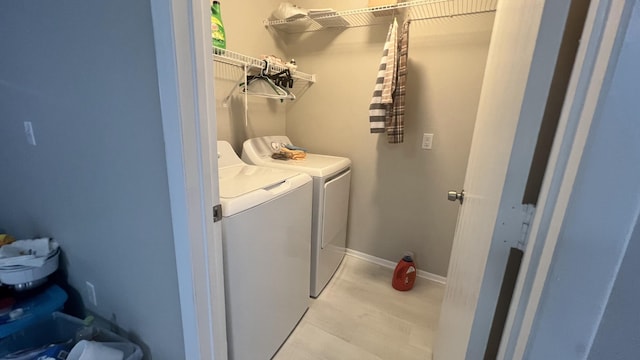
left=381, top=18, right=398, bottom=104
left=369, top=19, right=398, bottom=133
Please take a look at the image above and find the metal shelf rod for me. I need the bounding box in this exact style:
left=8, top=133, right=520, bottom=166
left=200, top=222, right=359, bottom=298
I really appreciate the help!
left=264, top=0, right=498, bottom=33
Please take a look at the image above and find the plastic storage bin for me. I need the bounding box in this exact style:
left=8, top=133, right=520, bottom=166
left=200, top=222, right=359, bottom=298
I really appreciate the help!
left=0, top=284, right=68, bottom=338
left=0, top=312, right=142, bottom=360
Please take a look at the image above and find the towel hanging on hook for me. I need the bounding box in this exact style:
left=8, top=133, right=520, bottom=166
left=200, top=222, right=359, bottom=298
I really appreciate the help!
left=368, top=16, right=410, bottom=143
left=387, top=18, right=410, bottom=144
left=369, top=18, right=398, bottom=134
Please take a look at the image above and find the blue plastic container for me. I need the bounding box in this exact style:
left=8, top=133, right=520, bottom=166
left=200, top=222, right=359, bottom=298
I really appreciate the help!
left=0, top=285, right=67, bottom=338
left=0, top=312, right=143, bottom=360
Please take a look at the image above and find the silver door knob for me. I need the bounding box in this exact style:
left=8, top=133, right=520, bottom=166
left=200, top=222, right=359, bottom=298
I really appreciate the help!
left=448, top=190, right=464, bottom=204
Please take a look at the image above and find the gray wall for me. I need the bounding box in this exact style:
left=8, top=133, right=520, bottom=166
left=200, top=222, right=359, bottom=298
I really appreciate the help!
left=587, top=3, right=640, bottom=358
left=0, top=1, right=184, bottom=359
left=588, top=216, right=640, bottom=360
left=524, top=2, right=640, bottom=358
left=284, top=0, right=494, bottom=276
left=214, top=0, right=289, bottom=152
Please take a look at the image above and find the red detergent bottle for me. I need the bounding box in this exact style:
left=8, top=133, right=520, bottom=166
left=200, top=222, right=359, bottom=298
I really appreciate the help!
left=392, top=254, right=417, bottom=291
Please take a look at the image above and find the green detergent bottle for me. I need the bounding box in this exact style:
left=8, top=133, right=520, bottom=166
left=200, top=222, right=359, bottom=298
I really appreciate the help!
left=211, top=1, right=226, bottom=49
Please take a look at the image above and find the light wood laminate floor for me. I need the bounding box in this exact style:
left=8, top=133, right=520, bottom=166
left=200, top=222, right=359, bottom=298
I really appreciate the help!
left=274, top=254, right=446, bottom=360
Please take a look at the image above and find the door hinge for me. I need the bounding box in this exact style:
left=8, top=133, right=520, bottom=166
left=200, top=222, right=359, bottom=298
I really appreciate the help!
left=517, top=204, right=536, bottom=250
left=213, top=204, right=222, bottom=223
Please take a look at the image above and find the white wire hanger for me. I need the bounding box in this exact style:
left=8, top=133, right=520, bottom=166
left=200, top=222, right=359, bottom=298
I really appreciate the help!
left=240, top=60, right=296, bottom=101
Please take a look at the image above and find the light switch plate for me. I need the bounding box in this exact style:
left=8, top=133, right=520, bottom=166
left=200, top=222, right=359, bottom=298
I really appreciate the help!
left=422, top=133, right=433, bottom=150
left=86, top=281, right=98, bottom=306
left=24, top=121, right=36, bottom=146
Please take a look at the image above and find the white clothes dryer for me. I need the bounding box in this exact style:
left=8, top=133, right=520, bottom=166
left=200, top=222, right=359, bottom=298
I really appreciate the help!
left=242, top=136, right=351, bottom=298
left=217, top=141, right=312, bottom=360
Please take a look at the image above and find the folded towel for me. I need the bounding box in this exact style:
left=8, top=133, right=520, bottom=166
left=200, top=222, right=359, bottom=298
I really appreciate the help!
left=278, top=147, right=307, bottom=160
left=284, top=143, right=308, bottom=152
left=272, top=152, right=290, bottom=160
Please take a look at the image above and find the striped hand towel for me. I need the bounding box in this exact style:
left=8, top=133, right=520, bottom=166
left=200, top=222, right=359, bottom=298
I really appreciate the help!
left=369, top=19, right=398, bottom=134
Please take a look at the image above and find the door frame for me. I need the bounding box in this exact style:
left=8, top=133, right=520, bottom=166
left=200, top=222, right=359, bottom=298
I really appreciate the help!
left=435, top=0, right=580, bottom=357
left=150, top=0, right=227, bottom=359
left=498, top=0, right=635, bottom=358
left=149, top=0, right=633, bottom=359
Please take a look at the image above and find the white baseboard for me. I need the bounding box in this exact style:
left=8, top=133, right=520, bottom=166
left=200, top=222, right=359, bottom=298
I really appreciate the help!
left=345, top=248, right=447, bottom=285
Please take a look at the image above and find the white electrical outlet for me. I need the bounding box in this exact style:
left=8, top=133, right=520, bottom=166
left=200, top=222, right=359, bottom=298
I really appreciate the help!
left=24, top=121, right=36, bottom=146
left=86, top=281, right=98, bottom=306
left=421, top=133, right=434, bottom=150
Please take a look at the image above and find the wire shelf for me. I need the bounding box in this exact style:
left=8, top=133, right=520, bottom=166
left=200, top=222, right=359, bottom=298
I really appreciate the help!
left=213, top=47, right=316, bottom=83
left=213, top=48, right=316, bottom=108
left=264, top=0, right=498, bottom=33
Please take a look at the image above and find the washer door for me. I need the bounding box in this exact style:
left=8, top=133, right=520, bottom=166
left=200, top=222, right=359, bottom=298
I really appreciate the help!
left=320, top=169, right=351, bottom=249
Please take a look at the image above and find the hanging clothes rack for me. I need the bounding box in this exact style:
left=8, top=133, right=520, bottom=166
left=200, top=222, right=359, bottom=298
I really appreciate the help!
left=264, top=0, right=498, bottom=33
left=241, top=60, right=297, bottom=101
left=214, top=48, right=315, bottom=108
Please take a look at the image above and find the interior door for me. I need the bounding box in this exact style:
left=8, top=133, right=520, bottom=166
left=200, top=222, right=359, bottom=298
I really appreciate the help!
left=151, top=0, right=228, bottom=359
left=434, top=1, right=575, bottom=358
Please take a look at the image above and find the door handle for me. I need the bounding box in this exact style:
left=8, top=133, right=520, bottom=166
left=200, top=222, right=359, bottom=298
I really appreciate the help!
left=448, top=190, right=464, bottom=205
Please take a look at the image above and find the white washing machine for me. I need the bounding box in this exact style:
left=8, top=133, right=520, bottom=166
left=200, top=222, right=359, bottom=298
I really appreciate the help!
left=242, top=136, right=352, bottom=298
left=217, top=141, right=312, bottom=360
